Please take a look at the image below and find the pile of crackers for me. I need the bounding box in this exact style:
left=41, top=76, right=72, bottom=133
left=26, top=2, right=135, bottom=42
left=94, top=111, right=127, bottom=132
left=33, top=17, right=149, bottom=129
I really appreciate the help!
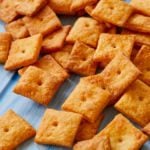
left=0, top=0, right=150, bottom=149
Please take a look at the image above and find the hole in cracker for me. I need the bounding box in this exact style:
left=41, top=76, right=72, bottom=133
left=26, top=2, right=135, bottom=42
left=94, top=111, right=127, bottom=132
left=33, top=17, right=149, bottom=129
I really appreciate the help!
left=22, top=50, right=25, bottom=53
left=111, top=43, right=116, bottom=48
left=52, top=121, right=58, bottom=127
left=118, top=138, right=122, bottom=142
left=4, top=127, right=9, bottom=132
left=117, top=70, right=121, bottom=75
left=85, top=23, right=90, bottom=28
left=139, top=96, right=144, bottom=101
left=101, top=85, right=106, bottom=90
left=81, top=93, right=86, bottom=102
left=37, top=80, right=42, bottom=86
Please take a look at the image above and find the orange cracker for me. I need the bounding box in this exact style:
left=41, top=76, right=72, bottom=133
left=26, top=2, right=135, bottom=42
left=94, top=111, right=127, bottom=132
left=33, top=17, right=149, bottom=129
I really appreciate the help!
left=14, top=0, right=47, bottom=16
left=51, top=44, right=73, bottom=69
left=62, top=75, right=110, bottom=123
left=70, top=0, right=97, bottom=12
left=94, top=33, right=134, bottom=65
left=122, top=29, right=150, bottom=46
left=134, top=45, right=150, bottom=86
left=35, top=109, right=82, bottom=147
left=97, top=114, right=148, bottom=150
left=5, top=34, right=42, bottom=70
left=0, top=110, right=35, bottom=149
left=91, top=0, right=133, bottom=26
left=0, top=0, right=18, bottom=23
left=130, top=0, right=150, bottom=17
left=143, top=122, right=150, bottom=136
left=14, top=66, right=66, bottom=105
left=73, top=135, right=111, bottom=150
left=5, top=18, right=29, bottom=40
left=18, top=55, right=69, bottom=82
left=23, top=6, right=62, bottom=36
left=48, top=0, right=74, bottom=15
left=125, top=14, right=150, bottom=33
left=66, top=17, right=105, bottom=48
left=66, top=41, right=97, bottom=76
left=115, top=80, right=150, bottom=127
left=100, top=52, right=140, bottom=104
left=42, top=25, right=71, bottom=53
left=0, top=32, right=12, bottom=64
left=75, top=114, right=104, bottom=141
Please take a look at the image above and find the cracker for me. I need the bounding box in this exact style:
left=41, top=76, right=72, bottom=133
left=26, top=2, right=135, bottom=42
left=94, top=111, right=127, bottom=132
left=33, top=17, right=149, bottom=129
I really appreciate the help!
left=94, top=33, right=134, bottom=65
left=66, top=17, right=105, bottom=48
left=48, top=0, right=74, bottom=15
left=100, top=52, right=140, bottom=104
left=130, top=0, right=150, bottom=17
left=130, top=46, right=140, bottom=61
left=0, top=110, right=35, bottom=149
left=143, top=122, right=150, bottom=136
left=97, top=114, right=148, bottom=150
left=122, top=29, right=150, bottom=46
left=0, top=32, right=12, bottom=64
left=23, top=6, right=62, bottom=36
left=35, top=109, right=82, bottom=147
left=75, top=114, right=104, bottom=141
left=14, top=0, right=47, bottom=16
left=73, top=135, right=111, bottom=150
left=18, top=55, right=69, bottom=81
left=14, top=66, right=66, bottom=105
left=42, top=25, right=71, bottom=53
left=115, top=80, right=150, bottom=127
left=71, top=0, right=97, bottom=12
left=0, top=0, right=18, bottom=23
left=125, top=14, right=150, bottom=33
left=92, top=0, right=133, bottom=26
left=5, top=34, right=42, bottom=70
left=62, top=76, right=110, bottom=123
left=66, top=41, right=97, bottom=76
left=5, top=19, right=29, bottom=40
left=134, top=45, right=150, bottom=86
left=51, top=44, right=73, bottom=69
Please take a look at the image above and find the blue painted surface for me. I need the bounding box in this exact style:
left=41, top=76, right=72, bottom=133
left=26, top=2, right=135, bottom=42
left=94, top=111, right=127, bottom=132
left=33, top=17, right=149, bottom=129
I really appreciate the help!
left=0, top=1, right=150, bottom=149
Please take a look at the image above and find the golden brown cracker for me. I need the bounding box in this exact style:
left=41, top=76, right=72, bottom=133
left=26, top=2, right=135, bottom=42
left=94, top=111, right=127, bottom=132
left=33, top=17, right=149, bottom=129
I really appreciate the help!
left=92, top=0, right=133, bottom=26
left=94, top=33, right=134, bottom=65
left=73, top=135, right=111, bottom=150
left=35, top=109, right=82, bottom=147
left=100, top=52, right=140, bottom=104
left=23, top=6, right=62, bottom=36
left=14, top=0, right=47, bottom=16
left=0, top=110, right=35, bottom=149
left=18, top=55, right=69, bottom=81
left=134, top=45, right=150, bottom=86
left=122, top=29, right=150, bottom=46
left=66, top=41, right=97, bottom=76
left=62, top=76, right=110, bottom=123
left=97, top=114, right=148, bottom=150
left=5, top=34, right=42, bottom=70
left=0, top=0, right=18, bottom=23
left=48, top=0, right=74, bottom=15
left=125, top=14, right=150, bottom=33
left=75, top=114, right=104, bottom=141
left=143, top=122, right=150, bottom=136
left=0, top=32, right=12, bottom=64
left=71, top=0, right=97, bottom=12
left=14, top=66, right=65, bottom=105
left=51, top=44, right=73, bottom=69
left=130, top=0, right=150, bottom=17
left=66, top=17, right=105, bottom=48
left=42, top=25, right=71, bottom=53
left=115, top=80, right=150, bottom=127
left=5, top=19, right=29, bottom=39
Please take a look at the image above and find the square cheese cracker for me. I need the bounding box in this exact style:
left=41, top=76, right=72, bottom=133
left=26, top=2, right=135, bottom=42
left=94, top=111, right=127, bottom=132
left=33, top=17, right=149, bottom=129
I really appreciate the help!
left=62, top=75, right=110, bottom=123
left=5, top=34, right=42, bottom=70
left=97, top=114, right=148, bottom=150
left=35, top=109, right=82, bottom=147
left=115, top=80, right=150, bottom=127
left=0, top=110, right=35, bottom=149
